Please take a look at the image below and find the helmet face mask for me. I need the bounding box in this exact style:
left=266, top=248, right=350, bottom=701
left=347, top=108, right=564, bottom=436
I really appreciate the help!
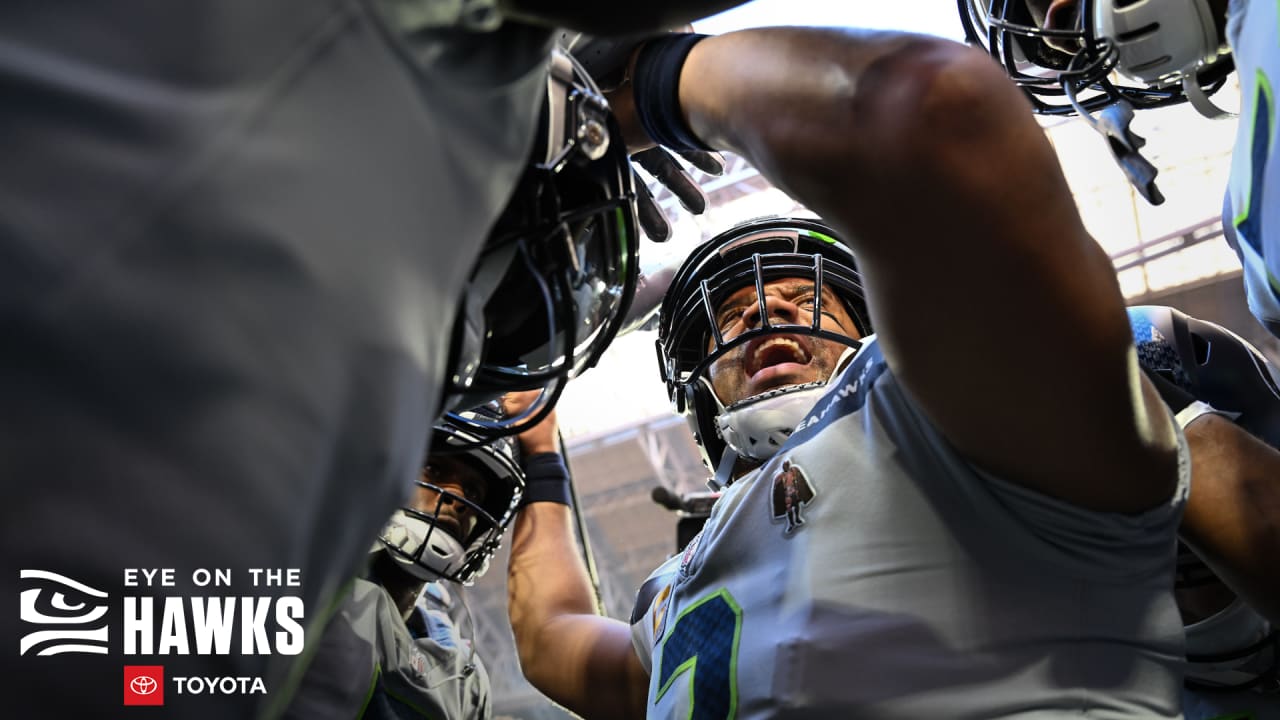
left=959, top=0, right=1234, bottom=116
left=378, top=407, right=525, bottom=585
left=444, top=47, right=639, bottom=434
left=656, top=218, right=872, bottom=475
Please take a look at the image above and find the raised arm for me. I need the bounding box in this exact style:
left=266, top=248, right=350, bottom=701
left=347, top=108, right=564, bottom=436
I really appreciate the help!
left=502, top=392, right=648, bottom=719
left=1180, top=414, right=1280, bottom=625
left=1127, top=305, right=1280, bottom=624
left=660, top=28, right=1178, bottom=512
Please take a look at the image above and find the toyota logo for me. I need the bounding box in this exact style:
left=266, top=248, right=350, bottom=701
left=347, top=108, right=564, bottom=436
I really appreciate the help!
left=130, top=676, right=158, bottom=695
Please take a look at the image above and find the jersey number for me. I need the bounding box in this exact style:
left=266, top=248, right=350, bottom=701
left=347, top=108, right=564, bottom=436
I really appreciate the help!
left=654, top=589, right=742, bottom=720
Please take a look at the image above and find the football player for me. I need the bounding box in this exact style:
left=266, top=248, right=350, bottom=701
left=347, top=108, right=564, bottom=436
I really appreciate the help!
left=285, top=405, right=527, bottom=719
left=506, top=21, right=1200, bottom=717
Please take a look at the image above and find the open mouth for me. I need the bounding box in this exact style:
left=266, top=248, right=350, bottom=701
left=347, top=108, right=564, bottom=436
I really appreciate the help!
left=744, top=335, right=813, bottom=382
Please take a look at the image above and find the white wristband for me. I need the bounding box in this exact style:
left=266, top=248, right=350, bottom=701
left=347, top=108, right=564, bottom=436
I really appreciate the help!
left=1174, top=400, right=1240, bottom=429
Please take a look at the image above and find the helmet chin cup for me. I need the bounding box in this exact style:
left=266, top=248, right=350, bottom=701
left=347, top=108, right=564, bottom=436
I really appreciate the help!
left=714, top=343, right=862, bottom=462
left=379, top=511, right=467, bottom=583
left=716, top=381, right=831, bottom=461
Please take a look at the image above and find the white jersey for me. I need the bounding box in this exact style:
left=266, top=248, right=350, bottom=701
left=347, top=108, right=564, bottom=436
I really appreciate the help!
left=632, top=337, right=1191, bottom=719
left=1224, top=0, right=1280, bottom=338
left=287, top=579, right=489, bottom=719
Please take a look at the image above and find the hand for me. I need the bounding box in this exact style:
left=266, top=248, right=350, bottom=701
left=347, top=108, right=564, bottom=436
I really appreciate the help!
left=607, top=50, right=725, bottom=242
left=630, top=146, right=724, bottom=241
left=502, top=390, right=560, bottom=455
left=561, top=30, right=724, bottom=241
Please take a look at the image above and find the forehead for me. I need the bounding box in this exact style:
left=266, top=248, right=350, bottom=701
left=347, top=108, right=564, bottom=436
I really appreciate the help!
left=423, top=454, right=486, bottom=493
left=717, top=277, right=836, bottom=307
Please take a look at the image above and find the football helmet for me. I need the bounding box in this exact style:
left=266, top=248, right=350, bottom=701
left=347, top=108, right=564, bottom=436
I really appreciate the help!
left=1127, top=305, right=1280, bottom=448
left=959, top=0, right=1234, bottom=116
left=959, top=0, right=1235, bottom=203
left=378, top=405, right=525, bottom=585
left=444, top=46, right=639, bottom=436
left=1176, top=544, right=1279, bottom=692
left=656, top=217, right=872, bottom=480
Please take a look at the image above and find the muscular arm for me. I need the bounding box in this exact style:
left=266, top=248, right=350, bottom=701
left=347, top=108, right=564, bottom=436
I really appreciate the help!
left=506, top=503, right=648, bottom=719
left=496, top=0, right=748, bottom=35
left=671, top=27, right=1177, bottom=512
left=1180, top=414, right=1280, bottom=625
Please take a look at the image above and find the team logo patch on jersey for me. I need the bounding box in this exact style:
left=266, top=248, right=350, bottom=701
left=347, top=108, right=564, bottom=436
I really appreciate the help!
left=651, top=584, right=673, bottom=642
left=771, top=459, right=815, bottom=534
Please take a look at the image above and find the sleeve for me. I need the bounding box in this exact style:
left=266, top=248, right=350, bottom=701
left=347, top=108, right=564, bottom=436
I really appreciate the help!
left=629, top=555, right=681, bottom=675
left=871, top=369, right=1191, bottom=582
left=972, top=423, right=1190, bottom=580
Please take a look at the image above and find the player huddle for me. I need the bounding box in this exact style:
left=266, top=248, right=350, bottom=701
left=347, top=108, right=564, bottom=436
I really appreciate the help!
left=4, top=0, right=1278, bottom=718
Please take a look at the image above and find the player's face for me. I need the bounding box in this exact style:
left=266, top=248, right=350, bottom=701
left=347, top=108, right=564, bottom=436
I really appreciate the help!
left=415, top=456, right=488, bottom=544
left=707, top=277, right=861, bottom=406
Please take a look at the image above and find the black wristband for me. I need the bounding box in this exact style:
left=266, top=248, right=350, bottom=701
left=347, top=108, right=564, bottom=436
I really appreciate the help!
left=520, top=452, right=573, bottom=508
left=631, top=33, right=713, bottom=152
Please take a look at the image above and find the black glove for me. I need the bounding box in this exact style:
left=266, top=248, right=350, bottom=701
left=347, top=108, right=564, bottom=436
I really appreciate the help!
left=559, top=31, right=725, bottom=241
left=630, top=146, right=723, bottom=241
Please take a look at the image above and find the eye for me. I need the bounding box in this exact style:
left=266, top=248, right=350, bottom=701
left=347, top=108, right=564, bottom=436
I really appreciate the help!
left=464, top=477, right=487, bottom=504
left=715, top=306, right=743, bottom=332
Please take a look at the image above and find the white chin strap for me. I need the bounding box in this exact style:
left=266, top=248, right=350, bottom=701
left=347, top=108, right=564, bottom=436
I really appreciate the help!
left=379, top=511, right=466, bottom=582
left=1182, top=75, right=1234, bottom=119
left=712, top=345, right=861, bottom=463
left=1184, top=597, right=1274, bottom=687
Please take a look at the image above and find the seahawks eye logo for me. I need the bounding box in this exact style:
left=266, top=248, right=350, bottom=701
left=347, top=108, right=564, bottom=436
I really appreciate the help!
left=19, top=570, right=110, bottom=656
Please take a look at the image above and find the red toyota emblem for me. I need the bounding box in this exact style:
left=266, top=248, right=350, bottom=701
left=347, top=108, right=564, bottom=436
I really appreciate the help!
left=124, top=666, right=165, bottom=706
